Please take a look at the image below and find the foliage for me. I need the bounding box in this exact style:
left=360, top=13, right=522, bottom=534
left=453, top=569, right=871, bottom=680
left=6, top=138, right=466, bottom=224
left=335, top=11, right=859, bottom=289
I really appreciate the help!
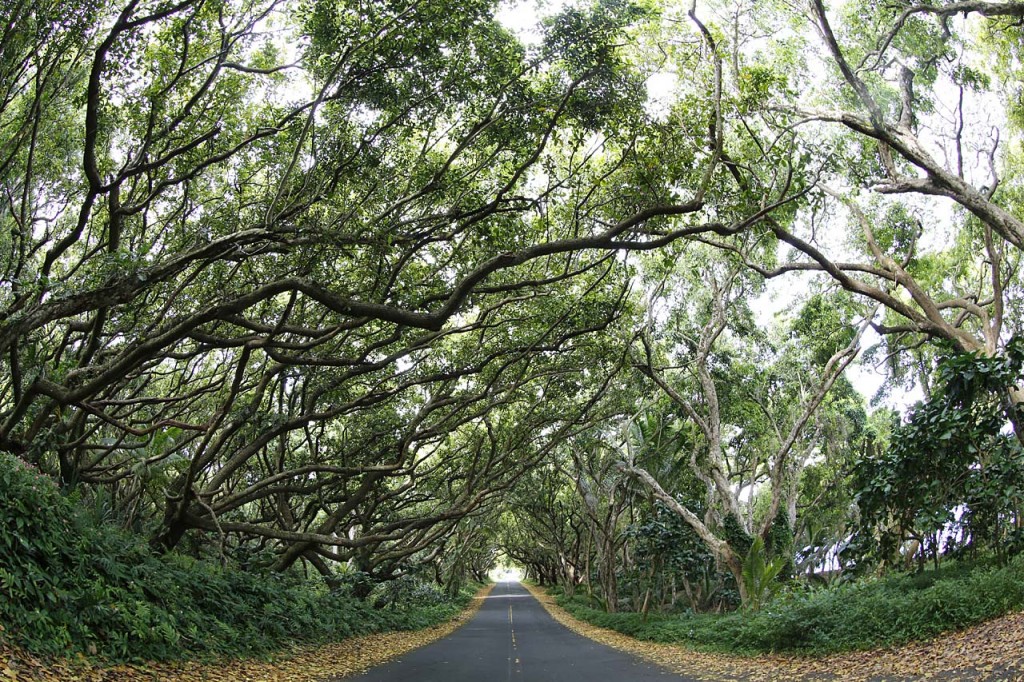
left=740, top=537, right=786, bottom=612
left=850, top=338, right=1024, bottom=568
left=790, top=292, right=859, bottom=366
left=0, top=454, right=74, bottom=635
left=0, top=453, right=474, bottom=662
left=4, top=0, right=1024, bottom=658
left=623, top=500, right=737, bottom=613
left=720, top=513, right=753, bottom=560
left=0, top=0, right=685, bottom=590
left=765, top=513, right=795, bottom=581
left=555, top=555, right=1024, bottom=655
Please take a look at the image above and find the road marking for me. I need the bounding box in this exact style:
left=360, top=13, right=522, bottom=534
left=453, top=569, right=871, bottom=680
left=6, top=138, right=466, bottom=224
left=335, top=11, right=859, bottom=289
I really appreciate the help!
left=507, top=584, right=522, bottom=676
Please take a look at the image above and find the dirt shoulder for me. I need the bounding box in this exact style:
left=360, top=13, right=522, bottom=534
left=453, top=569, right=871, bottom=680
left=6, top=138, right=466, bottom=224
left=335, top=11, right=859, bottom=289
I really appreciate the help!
left=521, top=583, right=1024, bottom=682
left=0, top=584, right=494, bottom=682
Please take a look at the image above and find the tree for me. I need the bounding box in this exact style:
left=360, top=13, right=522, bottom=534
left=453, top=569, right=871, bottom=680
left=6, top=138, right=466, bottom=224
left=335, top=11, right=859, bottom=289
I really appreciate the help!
left=498, top=457, right=591, bottom=594
left=851, top=337, right=1024, bottom=570
left=620, top=243, right=869, bottom=604
left=4, top=0, right=783, bottom=585
left=687, top=0, right=1024, bottom=426
left=6, top=0, right=1021, bottom=602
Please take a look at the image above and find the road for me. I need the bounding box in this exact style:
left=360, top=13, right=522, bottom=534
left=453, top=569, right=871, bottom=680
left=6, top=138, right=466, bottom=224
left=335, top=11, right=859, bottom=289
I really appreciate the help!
left=353, top=580, right=696, bottom=681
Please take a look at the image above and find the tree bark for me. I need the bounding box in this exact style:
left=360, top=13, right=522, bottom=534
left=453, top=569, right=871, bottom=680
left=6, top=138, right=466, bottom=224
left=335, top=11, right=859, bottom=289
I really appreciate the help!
left=619, top=462, right=748, bottom=605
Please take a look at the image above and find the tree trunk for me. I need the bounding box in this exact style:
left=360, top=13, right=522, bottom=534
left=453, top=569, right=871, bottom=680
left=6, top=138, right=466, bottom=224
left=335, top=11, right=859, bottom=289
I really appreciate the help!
left=620, top=462, right=749, bottom=605
left=602, top=538, right=618, bottom=612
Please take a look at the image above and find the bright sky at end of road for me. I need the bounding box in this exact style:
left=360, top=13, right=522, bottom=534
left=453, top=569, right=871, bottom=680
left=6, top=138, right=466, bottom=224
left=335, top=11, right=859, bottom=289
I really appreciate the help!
left=488, top=565, right=525, bottom=582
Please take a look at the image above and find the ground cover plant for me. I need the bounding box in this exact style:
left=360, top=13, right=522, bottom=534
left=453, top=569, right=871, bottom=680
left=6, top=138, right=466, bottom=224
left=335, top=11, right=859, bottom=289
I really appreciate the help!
left=552, top=556, right=1024, bottom=655
left=0, top=452, right=477, bottom=663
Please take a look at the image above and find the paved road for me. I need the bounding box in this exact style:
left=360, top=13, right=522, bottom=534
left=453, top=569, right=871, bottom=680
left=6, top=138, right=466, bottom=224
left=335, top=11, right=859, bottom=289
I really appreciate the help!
left=354, top=580, right=695, bottom=681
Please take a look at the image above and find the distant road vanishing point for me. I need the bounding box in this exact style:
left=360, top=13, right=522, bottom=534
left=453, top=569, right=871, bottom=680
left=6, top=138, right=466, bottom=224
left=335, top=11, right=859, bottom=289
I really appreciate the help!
left=350, top=580, right=698, bottom=681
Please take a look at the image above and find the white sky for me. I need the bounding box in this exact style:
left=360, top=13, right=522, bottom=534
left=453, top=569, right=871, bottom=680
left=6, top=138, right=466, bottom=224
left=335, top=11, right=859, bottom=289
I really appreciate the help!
left=495, top=0, right=564, bottom=40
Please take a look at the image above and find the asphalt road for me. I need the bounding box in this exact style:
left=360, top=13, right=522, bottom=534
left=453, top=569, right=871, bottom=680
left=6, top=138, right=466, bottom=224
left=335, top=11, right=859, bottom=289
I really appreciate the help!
left=354, top=580, right=696, bottom=681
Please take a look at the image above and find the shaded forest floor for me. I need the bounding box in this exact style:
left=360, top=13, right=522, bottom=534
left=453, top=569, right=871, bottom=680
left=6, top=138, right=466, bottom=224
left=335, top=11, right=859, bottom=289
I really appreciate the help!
left=0, top=584, right=494, bottom=681
left=523, top=583, right=1024, bottom=681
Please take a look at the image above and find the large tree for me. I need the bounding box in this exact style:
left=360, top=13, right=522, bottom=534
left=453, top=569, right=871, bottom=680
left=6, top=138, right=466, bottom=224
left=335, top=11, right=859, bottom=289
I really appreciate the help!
left=5, top=0, right=1021, bottom=593
left=620, top=244, right=869, bottom=603
left=684, top=0, right=1024, bottom=405
left=2, top=0, right=801, bottom=584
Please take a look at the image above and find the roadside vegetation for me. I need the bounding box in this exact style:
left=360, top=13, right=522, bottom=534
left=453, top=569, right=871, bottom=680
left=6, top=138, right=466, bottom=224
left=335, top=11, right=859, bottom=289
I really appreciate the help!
left=553, top=556, right=1024, bottom=655
left=517, top=336, right=1024, bottom=656
left=0, top=452, right=479, bottom=663
left=2, top=0, right=1024, bottom=672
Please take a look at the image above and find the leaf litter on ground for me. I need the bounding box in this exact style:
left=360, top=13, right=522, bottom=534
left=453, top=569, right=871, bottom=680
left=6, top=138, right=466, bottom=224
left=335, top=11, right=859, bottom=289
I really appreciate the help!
left=4, top=583, right=1023, bottom=681
left=0, top=585, right=494, bottom=682
left=522, top=583, right=1024, bottom=682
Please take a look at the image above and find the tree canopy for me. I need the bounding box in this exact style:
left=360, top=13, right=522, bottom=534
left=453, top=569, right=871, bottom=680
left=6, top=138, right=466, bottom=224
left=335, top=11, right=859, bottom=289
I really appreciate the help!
left=2, top=0, right=1022, bottom=606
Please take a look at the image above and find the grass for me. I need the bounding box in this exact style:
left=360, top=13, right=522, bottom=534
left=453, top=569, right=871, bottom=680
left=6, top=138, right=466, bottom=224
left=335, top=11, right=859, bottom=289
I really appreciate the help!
left=555, top=556, right=1024, bottom=655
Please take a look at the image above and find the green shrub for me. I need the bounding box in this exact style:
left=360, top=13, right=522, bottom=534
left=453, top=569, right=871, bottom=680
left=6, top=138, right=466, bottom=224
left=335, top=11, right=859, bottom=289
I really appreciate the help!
left=556, top=556, right=1024, bottom=655
left=0, top=453, right=475, bottom=663
left=0, top=453, right=80, bottom=654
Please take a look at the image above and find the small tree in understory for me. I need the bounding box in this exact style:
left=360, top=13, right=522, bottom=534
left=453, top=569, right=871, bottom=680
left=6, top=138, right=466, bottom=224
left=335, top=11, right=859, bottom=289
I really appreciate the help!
left=850, top=337, right=1024, bottom=570
left=624, top=499, right=738, bottom=614
left=740, top=537, right=786, bottom=612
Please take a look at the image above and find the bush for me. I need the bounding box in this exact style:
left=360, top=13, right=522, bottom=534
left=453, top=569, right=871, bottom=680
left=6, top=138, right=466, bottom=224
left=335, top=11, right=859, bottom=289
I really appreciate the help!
left=0, top=453, right=475, bottom=663
left=556, top=556, right=1024, bottom=655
